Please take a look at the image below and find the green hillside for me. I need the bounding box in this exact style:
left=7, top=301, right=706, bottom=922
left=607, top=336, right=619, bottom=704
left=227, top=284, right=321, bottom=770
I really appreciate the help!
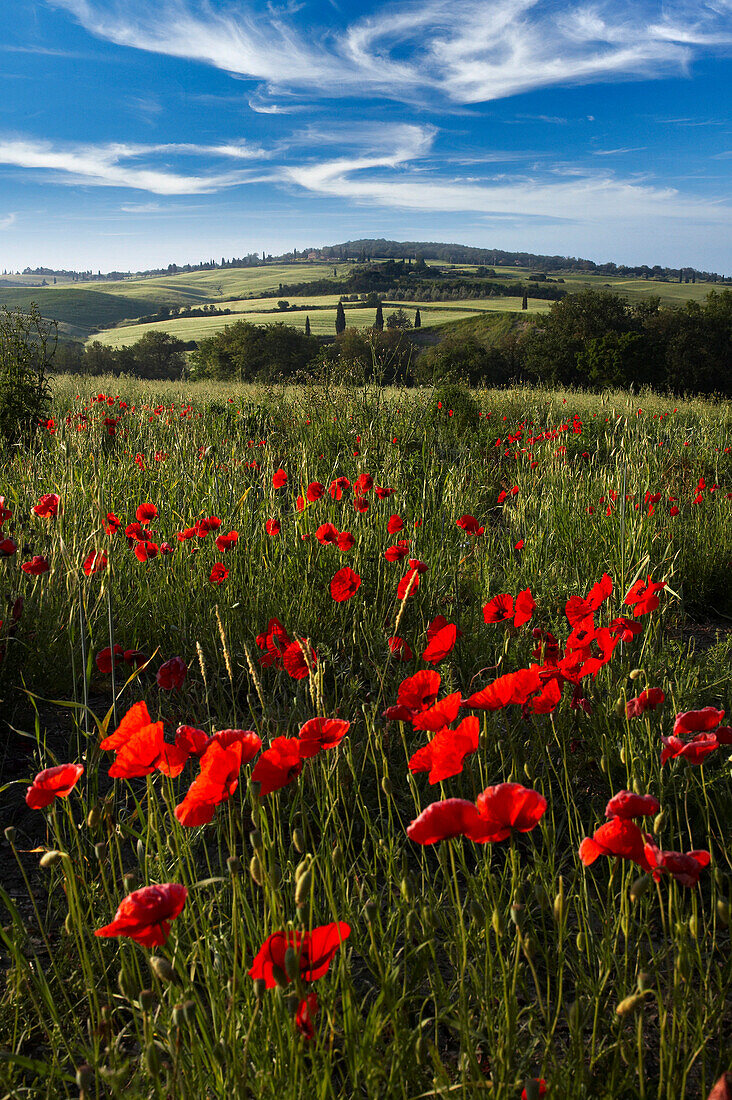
left=0, top=287, right=154, bottom=333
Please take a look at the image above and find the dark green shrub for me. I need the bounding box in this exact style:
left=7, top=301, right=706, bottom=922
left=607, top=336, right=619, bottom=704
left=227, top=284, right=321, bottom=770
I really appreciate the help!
left=0, top=305, right=54, bottom=450
left=428, top=382, right=479, bottom=432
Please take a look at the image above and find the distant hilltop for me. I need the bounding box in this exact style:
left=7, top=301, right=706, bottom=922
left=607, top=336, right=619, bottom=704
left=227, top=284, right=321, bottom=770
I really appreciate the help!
left=6, top=238, right=728, bottom=284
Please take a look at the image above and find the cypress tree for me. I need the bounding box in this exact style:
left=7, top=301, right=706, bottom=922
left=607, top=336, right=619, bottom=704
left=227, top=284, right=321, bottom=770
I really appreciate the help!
left=305, top=316, right=311, bottom=337
left=414, top=309, right=421, bottom=328
left=521, top=294, right=528, bottom=311
left=335, top=301, right=346, bottom=335
left=374, top=303, right=384, bottom=331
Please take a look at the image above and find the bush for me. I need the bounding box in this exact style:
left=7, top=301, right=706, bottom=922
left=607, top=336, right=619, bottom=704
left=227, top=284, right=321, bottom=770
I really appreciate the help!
left=0, top=305, right=53, bottom=450
left=427, top=382, right=479, bottom=431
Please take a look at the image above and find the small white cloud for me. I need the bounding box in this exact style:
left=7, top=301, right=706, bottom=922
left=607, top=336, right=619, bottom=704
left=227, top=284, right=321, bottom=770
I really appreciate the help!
left=0, top=212, right=17, bottom=230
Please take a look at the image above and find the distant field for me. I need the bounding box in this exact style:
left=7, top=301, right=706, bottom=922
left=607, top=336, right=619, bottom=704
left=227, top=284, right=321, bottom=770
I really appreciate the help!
left=0, top=287, right=154, bottom=330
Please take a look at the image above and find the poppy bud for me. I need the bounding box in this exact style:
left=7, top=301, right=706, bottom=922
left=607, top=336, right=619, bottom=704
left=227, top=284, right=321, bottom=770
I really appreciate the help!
left=381, top=776, right=393, bottom=796
left=533, top=882, right=549, bottom=911
left=144, top=1042, right=161, bottom=1076
left=401, top=875, right=415, bottom=904
left=470, top=899, right=484, bottom=923
left=717, top=900, right=730, bottom=928
left=600, top=754, right=608, bottom=773
left=632, top=777, right=643, bottom=795
left=64, top=912, right=73, bottom=934
left=76, top=1064, right=94, bottom=1093
left=616, top=992, right=648, bottom=1017
left=630, top=875, right=652, bottom=902
left=567, top=1000, right=581, bottom=1030
left=271, top=963, right=288, bottom=989
left=523, top=763, right=533, bottom=782
left=40, top=850, right=67, bottom=868
left=553, top=878, right=565, bottom=924
left=284, top=991, right=299, bottom=1016
left=253, top=978, right=267, bottom=1000
left=492, top=908, right=505, bottom=938
left=118, top=968, right=136, bottom=999
left=688, top=914, right=699, bottom=940
left=94, top=842, right=106, bottom=862
left=364, top=900, right=378, bottom=924
left=653, top=810, right=665, bottom=835
left=415, top=1036, right=428, bottom=1065
left=406, top=911, right=420, bottom=939
left=86, top=806, right=101, bottom=829
left=227, top=855, right=242, bottom=876
left=139, top=988, right=155, bottom=1012
left=249, top=828, right=263, bottom=852
left=284, top=946, right=299, bottom=980
left=619, top=745, right=626, bottom=765
left=295, top=857, right=309, bottom=882
left=714, top=868, right=726, bottom=890
left=295, top=870, right=311, bottom=909
left=522, top=935, right=536, bottom=961
left=149, top=956, right=176, bottom=984
left=124, top=872, right=138, bottom=893
left=637, top=971, right=653, bottom=992
left=4, top=826, right=16, bottom=844
left=212, top=1040, right=227, bottom=1066
left=171, top=1002, right=186, bottom=1028
left=629, top=668, right=644, bottom=680
left=136, top=839, right=145, bottom=864
left=615, top=699, right=625, bottom=718
left=292, top=828, right=305, bottom=853
left=576, top=930, right=586, bottom=952
left=332, top=844, right=343, bottom=867
left=269, top=862, right=281, bottom=888
left=249, top=855, right=264, bottom=887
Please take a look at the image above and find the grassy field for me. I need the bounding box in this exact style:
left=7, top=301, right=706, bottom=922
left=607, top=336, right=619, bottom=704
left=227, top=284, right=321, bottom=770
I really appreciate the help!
left=0, top=376, right=729, bottom=1099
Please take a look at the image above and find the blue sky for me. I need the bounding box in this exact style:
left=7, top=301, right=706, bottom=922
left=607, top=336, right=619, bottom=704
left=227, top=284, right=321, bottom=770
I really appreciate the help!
left=0, top=0, right=730, bottom=272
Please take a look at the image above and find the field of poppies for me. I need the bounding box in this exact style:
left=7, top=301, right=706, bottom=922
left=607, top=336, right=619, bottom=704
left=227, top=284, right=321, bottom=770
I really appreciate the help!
left=1, top=375, right=730, bottom=1099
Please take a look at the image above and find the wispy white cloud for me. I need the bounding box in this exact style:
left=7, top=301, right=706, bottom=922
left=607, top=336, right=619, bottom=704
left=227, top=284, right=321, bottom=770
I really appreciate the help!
left=46, top=0, right=732, bottom=105
left=592, top=146, right=647, bottom=155
left=0, top=212, right=17, bottom=230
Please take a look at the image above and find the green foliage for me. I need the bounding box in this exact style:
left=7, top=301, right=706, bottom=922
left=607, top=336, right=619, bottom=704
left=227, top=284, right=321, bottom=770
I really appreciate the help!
left=428, top=381, right=479, bottom=430
left=192, top=320, right=319, bottom=381
left=0, top=305, right=53, bottom=449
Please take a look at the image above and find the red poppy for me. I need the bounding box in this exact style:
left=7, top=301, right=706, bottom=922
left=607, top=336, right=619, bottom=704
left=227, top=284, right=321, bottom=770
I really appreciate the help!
left=215, top=530, right=239, bottom=552
left=83, top=551, right=107, bottom=576
left=105, top=714, right=166, bottom=778
left=125, top=521, right=151, bottom=542
left=283, top=638, right=317, bottom=680
left=397, top=568, right=421, bottom=600
left=375, top=485, right=395, bottom=498
left=249, top=922, right=351, bottom=988
left=298, top=717, right=350, bottom=756
left=407, top=798, right=495, bottom=845
left=177, top=527, right=198, bottom=541
left=295, top=992, right=318, bottom=1041
left=0, top=537, right=17, bottom=557
left=195, top=516, right=221, bottom=537
left=422, top=623, right=458, bottom=664
left=96, top=644, right=124, bottom=673
left=456, top=514, right=484, bottom=536
left=175, top=738, right=257, bottom=826
left=306, top=482, right=324, bottom=502
left=483, top=593, right=514, bottom=624
left=354, top=473, right=373, bottom=494
left=673, top=707, right=725, bottom=736
left=95, top=883, right=187, bottom=947
left=26, top=763, right=84, bottom=809
left=475, top=783, right=547, bottom=841
left=391, top=669, right=441, bottom=720
left=21, top=556, right=50, bottom=576
left=209, top=563, right=229, bottom=585
left=408, top=716, right=479, bottom=784
left=329, top=476, right=351, bottom=501
left=134, top=541, right=158, bottom=563
left=157, top=657, right=187, bottom=690
left=272, top=469, right=288, bottom=489
left=265, top=518, right=281, bottom=536
left=353, top=495, right=369, bottom=514
left=388, top=636, right=413, bottom=661
left=0, top=497, right=13, bottom=524
left=330, top=566, right=361, bottom=602
left=643, top=839, right=711, bottom=887
left=257, top=618, right=291, bottom=669
left=384, top=541, right=410, bottom=562
left=626, top=688, right=665, bottom=718
left=135, top=503, right=158, bottom=523
left=124, top=649, right=148, bottom=669
left=33, top=493, right=60, bottom=519
left=337, top=531, right=355, bottom=551
left=412, top=690, right=462, bottom=731
left=465, top=667, right=542, bottom=711
left=251, top=737, right=304, bottom=795
left=513, top=587, right=536, bottom=627
left=579, top=818, right=650, bottom=870
left=315, top=522, right=339, bottom=546
left=624, top=574, right=666, bottom=617
left=660, top=732, right=718, bottom=766
left=175, top=725, right=211, bottom=756
left=387, top=515, right=404, bottom=534
left=522, top=1082, right=547, bottom=1100
left=605, top=791, right=660, bottom=819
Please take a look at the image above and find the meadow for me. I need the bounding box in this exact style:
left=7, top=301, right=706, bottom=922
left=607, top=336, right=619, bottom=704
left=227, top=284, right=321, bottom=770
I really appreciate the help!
left=0, top=376, right=730, bottom=1099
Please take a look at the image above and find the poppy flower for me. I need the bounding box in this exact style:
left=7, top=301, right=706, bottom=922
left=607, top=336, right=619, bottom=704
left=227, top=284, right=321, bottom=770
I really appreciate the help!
left=284, top=638, right=317, bottom=680
left=397, top=568, right=421, bottom=600
left=388, top=636, right=413, bottom=661
left=330, top=567, right=361, bottom=602
left=408, top=717, right=479, bottom=784
left=624, top=575, right=666, bottom=617
left=483, top=594, right=514, bottom=624
left=25, top=763, right=84, bottom=809
left=96, top=644, right=124, bottom=674
left=209, top=563, right=229, bottom=585
left=177, top=527, right=197, bottom=542
left=465, top=667, right=542, bottom=711
left=175, top=738, right=258, bottom=826
left=195, top=516, right=221, bottom=537
left=95, top=883, right=187, bottom=947
left=412, top=690, right=462, bottom=731
left=157, top=657, right=187, bottom=691
left=21, top=556, right=50, bottom=576
left=605, top=791, right=660, bottom=820
left=105, top=714, right=167, bottom=778
left=265, top=518, right=281, bottom=536
left=249, top=922, right=351, bottom=988
left=298, top=717, right=350, bottom=756
left=406, top=798, right=495, bottom=845
left=608, top=616, right=643, bottom=642
left=125, top=521, right=151, bottom=542
left=456, top=515, right=484, bottom=536
left=134, top=541, right=158, bottom=563
left=329, top=477, right=351, bottom=501
left=124, top=648, right=148, bottom=669
left=392, top=669, right=441, bottom=719
left=673, top=707, right=725, bottom=737
left=337, top=531, right=355, bottom=552
left=522, top=1082, right=547, bottom=1100
left=660, top=732, right=718, bottom=766
left=384, top=542, right=410, bottom=563
left=0, top=497, right=13, bottom=524
left=306, top=482, right=324, bottom=502
left=251, top=737, right=305, bottom=795
left=474, top=783, right=547, bottom=841
left=215, top=530, right=239, bottom=552
left=643, top=839, right=711, bottom=887
left=353, top=495, right=369, bottom=514
left=135, top=503, right=158, bottom=523
left=272, top=469, right=288, bottom=489
left=579, top=818, right=650, bottom=870
left=83, top=551, right=107, bottom=576
left=354, top=473, right=373, bottom=494
left=626, top=688, right=665, bottom=718
left=422, top=623, right=458, bottom=664
left=0, top=537, right=17, bottom=557
left=375, top=485, right=395, bottom=499
left=175, top=725, right=211, bottom=756
left=513, top=588, right=536, bottom=627
left=33, top=493, right=60, bottom=519
left=295, top=992, right=318, bottom=1041
left=387, top=515, right=404, bottom=534
left=315, top=523, right=339, bottom=546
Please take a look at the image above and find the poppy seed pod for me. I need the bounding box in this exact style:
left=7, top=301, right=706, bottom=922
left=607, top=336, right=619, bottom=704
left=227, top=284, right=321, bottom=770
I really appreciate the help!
left=284, top=946, right=299, bottom=981
left=295, top=870, right=311, bottom=909
left=87, top=806, right=102, bottom=829
left=124, top=872, right=138, bottom=893
left=149, top=956, right=176, bottom=984
left=492, top=908, right=505, bottom=938
left=40, top=850, right=67, bottom=868
left=292, top=828, right=305, bottom=854
left=253, top=978, right=267, bottom=999
left=653, top=810, right=666, bottom=835
left=630, top=875, right=652, bottom=902
left=139, top=989, right=155, bottom=1012
left=4, top=826, right=16, bottom=844
left=227, top=855, right=242, bottom=876
left=249, top=855, right=264, bottom=887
